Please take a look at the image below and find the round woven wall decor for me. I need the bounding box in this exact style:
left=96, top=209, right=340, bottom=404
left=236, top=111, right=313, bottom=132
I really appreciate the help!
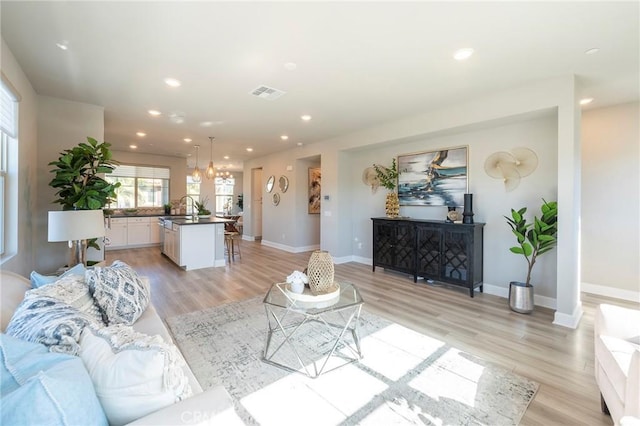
left=307, top=250, right=335, bottom=294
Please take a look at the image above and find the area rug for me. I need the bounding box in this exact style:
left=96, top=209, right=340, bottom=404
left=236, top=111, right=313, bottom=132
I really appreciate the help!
left=166, top=297, right=538, bottom=425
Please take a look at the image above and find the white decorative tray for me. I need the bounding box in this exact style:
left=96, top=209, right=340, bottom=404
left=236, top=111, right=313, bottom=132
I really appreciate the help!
left=280, top=282, right=340, bottom=302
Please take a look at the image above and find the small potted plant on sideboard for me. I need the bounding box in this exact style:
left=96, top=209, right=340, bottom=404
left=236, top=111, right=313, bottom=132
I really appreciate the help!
left=373, top=158, right=399, bottom=218
left=504, top=199, right=558, bottom=313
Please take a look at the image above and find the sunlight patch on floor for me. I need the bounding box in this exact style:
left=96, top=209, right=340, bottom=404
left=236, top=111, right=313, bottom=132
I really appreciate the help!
left=241, top=373, right=346, bottom=425
left=305, top=363, right=388, bottom=416
left=367, top=323, right=446, bottom=358
left=355, top=323, right=445, bottom=381
left=241, top=363, right=387, bottom=424
left=358, top=397, right=443, bottom=425
left=409, top=348, right=484, bottom=408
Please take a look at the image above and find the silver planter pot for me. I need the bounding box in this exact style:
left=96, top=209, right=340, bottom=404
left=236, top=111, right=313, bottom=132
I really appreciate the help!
left=509, top=281, right=534, bottom=314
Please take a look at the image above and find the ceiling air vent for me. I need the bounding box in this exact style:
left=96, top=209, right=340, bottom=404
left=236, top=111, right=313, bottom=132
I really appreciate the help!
left=250, top=85, right=286, bottom=100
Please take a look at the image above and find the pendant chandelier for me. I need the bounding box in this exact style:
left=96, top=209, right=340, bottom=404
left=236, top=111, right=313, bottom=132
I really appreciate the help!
left=216, top=169, right=233, bottom=181
left=205, top=137, right=216, bottom=180
left=192, top=145, right=202, bottom=183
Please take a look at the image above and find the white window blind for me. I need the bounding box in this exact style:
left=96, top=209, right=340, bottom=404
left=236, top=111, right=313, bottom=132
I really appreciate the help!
left=0, top=83, right=17, bottom=138
left=111, top=165, right=170, bottom=179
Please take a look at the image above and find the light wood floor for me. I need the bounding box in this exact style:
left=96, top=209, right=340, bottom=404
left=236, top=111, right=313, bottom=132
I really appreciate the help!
left=106, top=242, right=638, bottom=426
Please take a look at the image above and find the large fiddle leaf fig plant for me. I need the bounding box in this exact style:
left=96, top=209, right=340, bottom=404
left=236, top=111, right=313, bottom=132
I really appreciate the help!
left=505, top=199, right=558, bottom=287
left=49, top=137, right=120, bottom=210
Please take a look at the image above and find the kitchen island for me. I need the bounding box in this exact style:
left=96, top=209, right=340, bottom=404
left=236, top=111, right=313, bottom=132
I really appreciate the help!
left=162, top=216, right=233, bottom=270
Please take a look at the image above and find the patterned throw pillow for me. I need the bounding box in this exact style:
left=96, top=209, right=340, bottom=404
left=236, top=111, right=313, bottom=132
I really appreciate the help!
left=79, top=325, right=192, bottom=425
left=6, top=295, right=95, bottom=356
left=28, top=275, right=104, bottom=325
left=85, top=260, right=150, bottom=326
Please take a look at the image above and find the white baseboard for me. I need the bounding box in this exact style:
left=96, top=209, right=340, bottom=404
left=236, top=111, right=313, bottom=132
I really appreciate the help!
left=352, top=256, right=372, bottom=266
left=214, top=259, right=226, bottom=267
left=242, top=235, right=257, bottom=241
left=553, top=302, right=584, bottom=329
left=582, top=282, right=640, bottom=303
left=260, top=240, right=318, bottom=254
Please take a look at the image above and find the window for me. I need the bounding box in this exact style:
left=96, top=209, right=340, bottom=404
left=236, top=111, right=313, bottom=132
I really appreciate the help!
left=186, top=176, right=201, bottom=214
left=215, top=177, right=235, bottom=214
left=106, top=165, right=170, bottom=208
left=0, top=81, right=18, bottom=257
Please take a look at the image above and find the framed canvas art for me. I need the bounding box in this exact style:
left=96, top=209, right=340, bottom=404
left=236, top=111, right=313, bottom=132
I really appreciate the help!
left=397, top=146, right=468, bottom=207
left=308, top=167, right=321, bottom=214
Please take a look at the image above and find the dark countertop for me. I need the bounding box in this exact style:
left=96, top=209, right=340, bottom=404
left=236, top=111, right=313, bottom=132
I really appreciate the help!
left=110, top=213, right=185, bottom=218
left=168, top=217, right=233, bottom=226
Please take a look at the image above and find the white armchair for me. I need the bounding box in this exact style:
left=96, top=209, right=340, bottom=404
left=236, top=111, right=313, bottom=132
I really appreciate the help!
left=595, top=304, right=640, bottom=425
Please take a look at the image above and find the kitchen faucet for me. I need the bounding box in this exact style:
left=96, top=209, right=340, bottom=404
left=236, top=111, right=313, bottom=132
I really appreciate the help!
left=179, top=195, right=197, bottom=220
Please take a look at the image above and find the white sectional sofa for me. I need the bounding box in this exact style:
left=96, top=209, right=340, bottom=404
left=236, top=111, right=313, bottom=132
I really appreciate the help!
left=595, top=303, right=640, bottom=426
left=0, top=269, right=243, bottom=425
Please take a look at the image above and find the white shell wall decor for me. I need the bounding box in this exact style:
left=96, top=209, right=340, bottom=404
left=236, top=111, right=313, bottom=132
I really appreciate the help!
left=362, top=167, right=381, bottom=193
left=484, top=148, right=538, bottom=192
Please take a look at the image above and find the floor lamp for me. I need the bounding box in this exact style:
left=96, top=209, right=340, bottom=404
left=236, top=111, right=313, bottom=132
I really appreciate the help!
left=48, top=210, right=106, bottom=267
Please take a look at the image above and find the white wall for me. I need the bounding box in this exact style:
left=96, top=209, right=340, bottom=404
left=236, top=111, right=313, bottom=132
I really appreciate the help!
left=581, top=102, right=639, bottom=301
left=36, top=96, right=104, bottom=273
left=348, top=114, right=559, bottom=298
left=0, top=38, right=38, bottom=276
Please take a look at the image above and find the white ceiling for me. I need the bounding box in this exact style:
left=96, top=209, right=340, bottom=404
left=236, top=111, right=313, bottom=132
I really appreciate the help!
left=2, top=1, right=638, bottom=170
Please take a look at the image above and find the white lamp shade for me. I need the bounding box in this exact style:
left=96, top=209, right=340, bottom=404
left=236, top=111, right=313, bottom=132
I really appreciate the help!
left=48, top=210, right=105, bottom=242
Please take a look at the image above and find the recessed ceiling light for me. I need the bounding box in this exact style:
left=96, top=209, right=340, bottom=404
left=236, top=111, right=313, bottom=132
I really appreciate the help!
left=301, top=115, right=312, bottom=121
left=223, top=155, right=230, bottom=160
left=148, top=109, right=161, bottom=116
left=585, top=48, right=600, bottom=55
left=284, top=62, right=297, bottom=71
left=136, top=132, right=146, bottom=137
left=246, top=148, right=253, bottom=152
left=580, top=98, right=594, bottom=105
left=281, top=135, right=289, bottom=140
left=164, top=78, right=181, bottom=87
left=297, top=142, right=303, bottom=146
left=56, top=42, right=69, bottom=51
left=453, top=48, right=474, bottom=61
left=129, top=145, right=137, bottom=149
left=183, top=138, right=192, bottom=143
left=200, top=120, right=224, bottom=127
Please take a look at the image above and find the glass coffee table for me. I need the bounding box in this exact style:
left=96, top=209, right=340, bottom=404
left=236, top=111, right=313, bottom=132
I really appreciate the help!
left=262, top=281, right=364, bottom=378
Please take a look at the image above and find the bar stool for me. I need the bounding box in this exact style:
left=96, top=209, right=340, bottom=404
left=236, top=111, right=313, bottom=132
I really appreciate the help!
left=224, top=231, right=241, bottom=263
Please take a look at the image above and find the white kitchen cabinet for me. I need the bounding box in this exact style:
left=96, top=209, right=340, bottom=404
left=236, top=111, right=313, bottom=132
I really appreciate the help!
left=105, top=218, right=127, bottom=248
left=171, top=223, right=181, bottom=265
left=150, top=220, right=161, bottom=244
left=127, top=217, right=150, bottom=245
left=164, top=224, right=181, bottom=265
left=163, top=228, right=173, bottom=258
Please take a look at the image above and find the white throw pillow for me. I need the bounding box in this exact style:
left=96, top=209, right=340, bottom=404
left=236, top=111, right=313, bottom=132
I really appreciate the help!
left=78, top=325, right=192, bottom=426
left=28, top=274, right=104, bottom=324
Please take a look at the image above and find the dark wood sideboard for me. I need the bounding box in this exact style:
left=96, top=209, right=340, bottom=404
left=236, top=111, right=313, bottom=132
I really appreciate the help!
left=371, top=217, right=485, bottom=297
